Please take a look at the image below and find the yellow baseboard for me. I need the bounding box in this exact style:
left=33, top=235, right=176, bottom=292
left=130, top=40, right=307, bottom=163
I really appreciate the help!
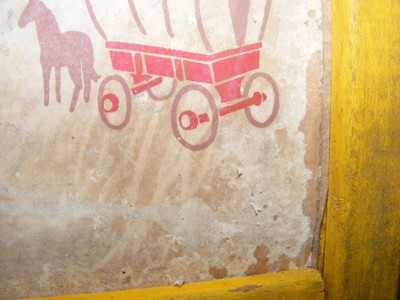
left=19, top=269, right=324, bottom=300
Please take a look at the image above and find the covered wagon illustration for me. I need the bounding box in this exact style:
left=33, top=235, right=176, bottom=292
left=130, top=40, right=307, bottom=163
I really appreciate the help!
left=86, top=0, right=279, bottom=151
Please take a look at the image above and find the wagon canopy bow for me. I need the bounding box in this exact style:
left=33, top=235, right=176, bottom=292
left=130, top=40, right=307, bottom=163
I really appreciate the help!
left=84, top=0, right=272, bottom=51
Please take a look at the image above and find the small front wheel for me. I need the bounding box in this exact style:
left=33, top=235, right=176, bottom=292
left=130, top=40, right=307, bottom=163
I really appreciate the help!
left=243, top=72, right=279, bottom=128
left=98, top=75, right=132, bottom=130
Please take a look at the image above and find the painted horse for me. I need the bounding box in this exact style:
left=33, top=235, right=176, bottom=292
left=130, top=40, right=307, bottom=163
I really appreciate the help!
left=18, top=0, right=100, bottom=112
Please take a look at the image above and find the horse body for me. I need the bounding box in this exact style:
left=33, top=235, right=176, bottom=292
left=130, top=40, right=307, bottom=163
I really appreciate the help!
left=18, top=0, right=100, bottom=112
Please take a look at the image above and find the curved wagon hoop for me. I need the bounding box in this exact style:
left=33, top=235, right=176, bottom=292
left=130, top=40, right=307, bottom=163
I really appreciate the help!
left=162, top=0, right=174, bottom=38
left=85, top=0, right=274, bottom=49
left=258, top=0, right=273, bottom=41
left=127, top=0, right=147, bottom=35
left=85, top=0, right=108, bottom=40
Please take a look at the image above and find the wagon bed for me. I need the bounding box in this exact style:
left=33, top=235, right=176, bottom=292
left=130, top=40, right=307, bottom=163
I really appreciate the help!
left=99, top=40, right=278, bottom=151
left=106, top=41, right=262, bottom=84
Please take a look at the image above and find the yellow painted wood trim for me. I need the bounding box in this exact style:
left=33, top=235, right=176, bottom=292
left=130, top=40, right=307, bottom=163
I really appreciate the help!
left=325, top=0, right=400, bottom=299
left=19, top=269, right=324, bottom=300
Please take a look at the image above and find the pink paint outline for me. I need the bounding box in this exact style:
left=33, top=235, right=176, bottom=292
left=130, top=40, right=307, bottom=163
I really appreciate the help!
left=127, top=0, right=147, bottom=35
left=162, top=0, right=174, bottom=38
left=259, top=0, right=272, bottom=41
left=195, top=0, right=214, bottom=53
left=85, top=0, right=108, bottom=40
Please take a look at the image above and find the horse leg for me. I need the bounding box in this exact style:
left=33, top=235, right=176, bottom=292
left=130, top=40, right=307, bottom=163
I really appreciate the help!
left=55, top=67, right=61, bottom=103
left=83, top=64, right=91, bottom=103
left=68, top=66, right=82, bottom=112
left=42, top=64, right=51, bottom=107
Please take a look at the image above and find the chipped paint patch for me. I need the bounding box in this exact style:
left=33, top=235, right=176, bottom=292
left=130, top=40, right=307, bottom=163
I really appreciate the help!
left=209, top=267, right=228, bottom=279
left=229, top=285, right=262, bottom=293
left=299, top=50, right=329, bottom=267
left=245, top=245, right=269, bottom=276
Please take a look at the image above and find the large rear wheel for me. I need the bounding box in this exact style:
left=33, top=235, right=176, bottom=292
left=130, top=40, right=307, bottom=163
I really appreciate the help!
left=243, top=72, right=279, bottom=128
left=171, top=85, right=219, bottom=151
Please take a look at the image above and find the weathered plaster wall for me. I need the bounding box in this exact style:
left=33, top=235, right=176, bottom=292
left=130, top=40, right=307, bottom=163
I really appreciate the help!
left=0, top=1, right=329, bottom=299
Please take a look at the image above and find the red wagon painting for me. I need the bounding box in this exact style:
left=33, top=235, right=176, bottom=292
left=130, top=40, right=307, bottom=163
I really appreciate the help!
left=88, top=0, right=279, bottom=151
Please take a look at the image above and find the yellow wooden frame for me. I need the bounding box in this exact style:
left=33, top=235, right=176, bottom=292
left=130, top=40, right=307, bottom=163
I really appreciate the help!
left=17, top=0, right=400, bottom=299
left=19, top=269, right=324, bottom=300
left=322, top=0, right=400, bottom=299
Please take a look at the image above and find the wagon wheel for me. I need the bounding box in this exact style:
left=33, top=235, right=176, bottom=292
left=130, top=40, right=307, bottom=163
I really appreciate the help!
left=171, top=85, right=219, bottom=151
left=98, top=75, right=132, bottom=130
left=243, top=72, right=279, bottom=128
left=147, top=78, right=178, bottom=101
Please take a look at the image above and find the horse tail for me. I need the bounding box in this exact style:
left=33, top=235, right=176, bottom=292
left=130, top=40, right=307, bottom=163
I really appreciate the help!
left=82, top=37, right=100, bottom=83
left=82, top=58, right=100, bottom=83
left=90, top=66, right=100, bottom=82
left=81, top=36, right=100, bottom=101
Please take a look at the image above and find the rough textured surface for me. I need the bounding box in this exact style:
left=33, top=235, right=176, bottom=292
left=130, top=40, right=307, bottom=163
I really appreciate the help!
left=324, top=0, right=400, bottom=299
left=0, top=1, right=327, bottom=299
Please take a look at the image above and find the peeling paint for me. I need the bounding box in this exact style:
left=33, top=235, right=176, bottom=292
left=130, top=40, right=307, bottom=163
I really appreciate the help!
left=209, top=267, right=228, bottom=279
left=245, top=245, right=270, bottom=276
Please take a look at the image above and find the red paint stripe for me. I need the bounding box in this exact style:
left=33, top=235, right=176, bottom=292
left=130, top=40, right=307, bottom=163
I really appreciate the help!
left=219, top=93, right=263, bottom=117
left=183, top=61, right=212, bottom=83
left=211, top=43, right=262, bottom=60
left=213, top=51, right=260, bottom=82
left=134, top=53, right=144, bottom=74
left=131, top=77, right=163, bottom=95
left=144, top=55, right=175, bottom=78
left=215, top=77, right=244, bottom=103
left=109, top=51, right=134, bottom=72
left=198, top=113, right=210, bottom=124
left=106, top=41, right=262, bottom=62
left=131, top=73, right=151, bottom=85
left=174, top=59, right=184, bottom=81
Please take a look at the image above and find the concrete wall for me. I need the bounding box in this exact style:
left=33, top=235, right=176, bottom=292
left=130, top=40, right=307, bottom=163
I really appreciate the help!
left=0, top=1, right=329, bottom=299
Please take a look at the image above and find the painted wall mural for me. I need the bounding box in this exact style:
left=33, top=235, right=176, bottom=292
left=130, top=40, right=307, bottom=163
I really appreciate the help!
left=0, top=0, right=328, bottom=299
left=18, top=0, right=279, bottom=151
left=18, top=0, right=100, bottom=112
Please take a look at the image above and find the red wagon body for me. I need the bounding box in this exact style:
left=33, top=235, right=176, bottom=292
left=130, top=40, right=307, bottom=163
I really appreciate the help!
left=86, top=0, right=278, bottom=150
left=107, top=41, right=262, bottom=85
left=98, top=40, right=279, bottom=150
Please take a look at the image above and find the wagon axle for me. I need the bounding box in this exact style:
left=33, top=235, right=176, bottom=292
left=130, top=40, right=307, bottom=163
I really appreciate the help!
left=178, top=91, right=267, bottom=131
